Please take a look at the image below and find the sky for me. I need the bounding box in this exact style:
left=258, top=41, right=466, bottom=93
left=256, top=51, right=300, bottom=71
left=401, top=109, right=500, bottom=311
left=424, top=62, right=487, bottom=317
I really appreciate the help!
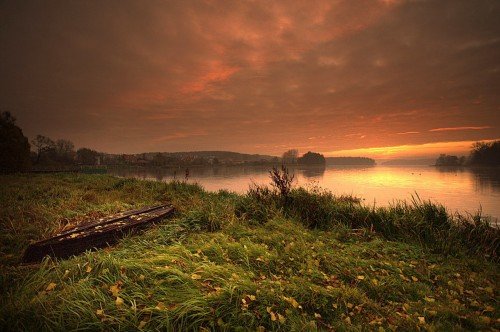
left=1, top=0, right=499, bottom=158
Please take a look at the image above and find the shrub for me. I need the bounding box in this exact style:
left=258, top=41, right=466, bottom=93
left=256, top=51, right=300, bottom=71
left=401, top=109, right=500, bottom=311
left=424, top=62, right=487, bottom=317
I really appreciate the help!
left=235, top=184, right=281, bottom=223
left=269, top=165, right=294, bottom=199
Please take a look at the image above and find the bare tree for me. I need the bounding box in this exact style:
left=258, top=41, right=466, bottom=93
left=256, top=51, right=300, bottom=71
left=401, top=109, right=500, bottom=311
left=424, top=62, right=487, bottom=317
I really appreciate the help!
left=282, top=149, right=299, bottom=164
left=55, top=139, right=75, bottom=163
left=31, top=135, right=55, bottom=163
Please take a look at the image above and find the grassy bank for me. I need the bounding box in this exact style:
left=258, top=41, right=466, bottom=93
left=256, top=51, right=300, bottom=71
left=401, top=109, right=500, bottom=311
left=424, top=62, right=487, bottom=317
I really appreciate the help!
left=0, top=173, right=499, bottom=331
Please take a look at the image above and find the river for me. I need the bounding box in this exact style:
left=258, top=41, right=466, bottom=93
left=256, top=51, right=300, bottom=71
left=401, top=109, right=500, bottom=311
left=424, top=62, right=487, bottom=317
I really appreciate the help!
left=108, top=165, right=500, bottom=222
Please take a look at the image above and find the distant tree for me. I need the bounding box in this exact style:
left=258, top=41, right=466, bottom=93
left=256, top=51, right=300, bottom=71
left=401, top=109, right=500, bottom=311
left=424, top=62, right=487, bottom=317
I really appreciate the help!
left=282, top=149, right=299, bottom=164
left=326, top=157, right=376, bottom=166
left=76, top=148, right=99, bottom=165
left=54, top=139, right=75, bottom=164
left=298, top=151, right=326, bottom=165
left=152, top=153, right=166, bottom=166
left=0, top=111, right=31, bottom=172
left=31, top=135, right=55, bottom=164
left=435, top=154, right=464, bottom=166
left=468, top=141, right=500, bottom=166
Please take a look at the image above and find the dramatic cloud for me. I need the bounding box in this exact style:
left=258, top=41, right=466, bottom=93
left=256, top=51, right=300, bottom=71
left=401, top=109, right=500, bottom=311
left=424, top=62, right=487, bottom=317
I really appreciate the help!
left=1, top=0, right=499, bottom=156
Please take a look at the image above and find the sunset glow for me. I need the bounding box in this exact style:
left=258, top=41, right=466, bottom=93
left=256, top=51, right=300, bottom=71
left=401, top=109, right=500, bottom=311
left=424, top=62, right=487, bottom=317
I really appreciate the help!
left=1, top=0, right=499, bottom=157
left=325, top=139, right=500, bottom=159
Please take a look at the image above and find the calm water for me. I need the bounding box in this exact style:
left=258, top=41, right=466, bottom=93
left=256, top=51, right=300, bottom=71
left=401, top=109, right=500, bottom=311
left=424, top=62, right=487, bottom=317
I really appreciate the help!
left=109, top=165, right=500, bottom=222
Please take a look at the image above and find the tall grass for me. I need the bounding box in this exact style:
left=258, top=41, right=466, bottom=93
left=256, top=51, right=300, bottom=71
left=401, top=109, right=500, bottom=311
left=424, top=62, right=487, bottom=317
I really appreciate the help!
left=238, top=168, right=500, bottom=260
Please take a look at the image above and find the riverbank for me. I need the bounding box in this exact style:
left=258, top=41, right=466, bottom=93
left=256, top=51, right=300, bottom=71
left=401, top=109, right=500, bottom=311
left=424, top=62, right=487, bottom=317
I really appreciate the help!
left=0, top=173, right=498, bottom=330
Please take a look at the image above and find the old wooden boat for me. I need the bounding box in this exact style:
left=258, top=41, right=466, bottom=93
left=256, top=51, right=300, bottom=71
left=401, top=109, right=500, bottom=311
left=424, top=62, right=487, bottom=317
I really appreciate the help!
left=22, top=204, right=174, bottom=263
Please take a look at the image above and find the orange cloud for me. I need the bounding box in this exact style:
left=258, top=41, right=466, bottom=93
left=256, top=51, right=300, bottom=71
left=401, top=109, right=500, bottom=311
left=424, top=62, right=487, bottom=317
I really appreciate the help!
left=429, top=126, right=492, bottom=132
left=397, top=131, right=420, bottom=135
left=181, top=61, right=239, bottom=94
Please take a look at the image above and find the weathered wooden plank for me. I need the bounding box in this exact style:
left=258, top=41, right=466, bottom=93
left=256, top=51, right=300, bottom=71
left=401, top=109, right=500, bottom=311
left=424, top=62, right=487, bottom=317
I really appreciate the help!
left=22, top=204, right=174, bottom=263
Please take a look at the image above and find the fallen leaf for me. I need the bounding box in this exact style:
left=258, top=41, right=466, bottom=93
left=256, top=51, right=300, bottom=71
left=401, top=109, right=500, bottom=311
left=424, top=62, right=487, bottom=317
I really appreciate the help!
left=314, top=313, right=322, bottom=319
left=86, top=266, right=92, bottom=273
left=115, top=297, right=124, bottom=307
left=283, top=296, right=301, bottom=309
left=155, top=302, right=166, bottom=310
left=277, top=313, right=286, bottom=323
left=96, top=309, right=104, bottom=316
left=418, top=316, right=425, bottom=325
left=109, top=284, right=120, bottom=297
left=270, top=311, right=277, bottom=321
left=191, top=273, right=202, bottom=280
left=139, top=274, right=145, bottom=281
left=411, top=276, right=418, bottom=282
left=356, top=275, right=365, bottom=280
left=424, top=296, right=435, bottom=303
left=138, top=321, right=147, bottom=329
left=46, top=282, right=57, bottom=291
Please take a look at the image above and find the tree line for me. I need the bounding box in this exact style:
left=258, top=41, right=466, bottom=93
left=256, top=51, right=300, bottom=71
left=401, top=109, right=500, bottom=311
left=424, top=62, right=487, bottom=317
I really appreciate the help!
left=435, top=141, right=500, bottom=166
left=0, top=111, right=101, bottom=172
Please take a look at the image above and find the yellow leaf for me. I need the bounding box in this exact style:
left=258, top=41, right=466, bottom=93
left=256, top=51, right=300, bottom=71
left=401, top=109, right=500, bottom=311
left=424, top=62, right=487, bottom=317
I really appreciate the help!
left=283, top=296, right=301, bottom=309
left=155, top=302, right=166, bottom=310
left=63, top=270, right=70, bottom=278
left=484, top=306, right=494, bottom=312
left=332, top=303, right=338, bottom=309
left=138, top=320, right=147, bottom=329
left=314, top=313, right=322, bottom=319
left=484, top=287, right=493, bottom=294
left=46, top=282, right=57, bottom=291
left=270, top=311, right=277, bottom=321
left=191, top=273, right=202, bottom=280
left=248, top=294, right=256, bottom=301
left=96, top=309, right=104, bottom=316
left=256, top=326, right=265, bottom=332
left=424, top=296, right=435, bottom=303
left=86, top=266, right=92, bottom=273
left=109, top=284, right=120, bottom=297
left=371, top=278, right=379, bottom=286
left=411, top=276, right=418, bottom=282
left=139, top=274, right=145, bottom=281
left=115, top=296, right=124, bottom=307
left=277, top=313, right=286, bottom=323
left=345, top=316, right=351, bottom=324
left=418, top=316, right=425, bottom=325
left=356, top=275, right=365, bottom=280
